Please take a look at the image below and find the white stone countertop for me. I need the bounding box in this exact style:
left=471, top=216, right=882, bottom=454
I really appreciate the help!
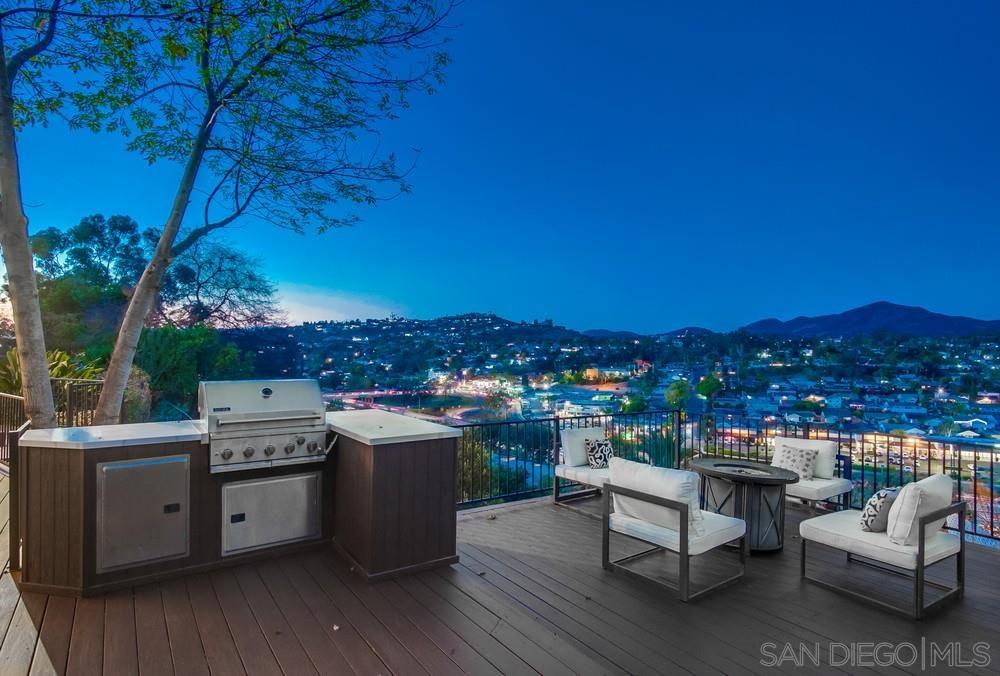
left=17, top=409, right=460, bottom=450
left=326, top=409, right=461, bottom=446
left=18, top=420, right=207, bottom=450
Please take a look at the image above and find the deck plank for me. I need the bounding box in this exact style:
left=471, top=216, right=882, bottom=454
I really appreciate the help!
left=132, top=584, right=172, bottom=676
left=185, top=574, right=245, bottom=676
left=103, top=589, right=138, bottom=676
left=65, top=596, right=104, bottom=675
left=276, top=557, right=391, bottom=676
left=209, top=569, right=283, bottom=676
left=375, top=579, right=503, bottom=676
left=433, top=564, right=604, bottom=676
left=394, top=575, right=535, bottom=676
left=299, top=554, right=430, bottom=676
left=28, top=594, right=74, bottom=676
left=318, top=552, right=467, bottom=676
left=160, top=578, right=210, bottom=676
left=0, top=572, right=22, bottom=647
left=0, top=592, right=46, bottom=676
left=233, top=565, right=319, bottom=676
left=254, top=559, right=356, bottom=676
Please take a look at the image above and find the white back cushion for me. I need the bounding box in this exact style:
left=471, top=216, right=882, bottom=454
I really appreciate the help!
left=885, top=482, right=922, bottom=545
left=773, top=437, right=839, bottom=479
left=560, top=427, right=603, bottom=466
left=886, top=473, right=954, bottom=546
left=609, top=457, right=704, bottom=536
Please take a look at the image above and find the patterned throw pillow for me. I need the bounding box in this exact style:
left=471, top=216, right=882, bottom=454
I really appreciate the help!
left=860, top=488, right=899, bottom=532
left=771, top=446, right=819, bottom=480
left=585, top=438, right=614, bottom=469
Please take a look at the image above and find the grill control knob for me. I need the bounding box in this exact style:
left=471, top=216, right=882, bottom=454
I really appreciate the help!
left=296, top=436, right=306, bottom=445
left=221, top=448, right=234, bottom=460
left=264, top=444, right=276, bottom=456
left=307, top=441, right=319, bottom=453
left=284, top=443, right=296, bottom=454
left=243, top=446, right=255, bottom=458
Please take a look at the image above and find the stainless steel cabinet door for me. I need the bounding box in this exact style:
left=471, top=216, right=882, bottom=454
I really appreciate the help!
left=222, top=472, right=321, bottom=556
left=97, top=455, right=190, bottom=573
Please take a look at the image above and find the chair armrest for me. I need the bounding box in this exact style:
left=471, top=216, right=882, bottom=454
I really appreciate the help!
left=835, top=453, right=852, bottom=480
left=603, top=483, right=691, bottom=558
left=918, top=501, right=966, bottom=529
left=918, top=502, right=966, bottom=562
left=604, top=483, right=689, bottom=516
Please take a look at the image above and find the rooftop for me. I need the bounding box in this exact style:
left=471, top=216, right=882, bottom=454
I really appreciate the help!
left=0, top=474, right=997, bottom=675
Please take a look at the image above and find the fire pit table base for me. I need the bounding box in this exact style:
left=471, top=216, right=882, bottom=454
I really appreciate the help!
left=701, top=477, right=788, bottom=551
left=691, top=458, right=799, bottom=553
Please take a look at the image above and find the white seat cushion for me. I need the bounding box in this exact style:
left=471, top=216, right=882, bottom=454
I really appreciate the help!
left=609, top=511, right=745, bottom=556
left=560, top=427, right=604, bottom=466
left=786, top=477, right=853, bottom=501
left=609, top=458, right=704, bottom=536
left=555, top=464, right=609, bottom=486
left=773, top=437, right=839, bottom=479
left=799, top=509, right=960, bottom=570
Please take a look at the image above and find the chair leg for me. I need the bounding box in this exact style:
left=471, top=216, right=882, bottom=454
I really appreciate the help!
left=679, top=554, right=690, bottom=602
left=800, top=537, right=806, bottom=577
left=914, top=558, right=925, bottom=620
left=601, top=490, right=611, bottom=571
left=553, top=475, right=560, bottom=502
left=957, top=541, right=965, bottom=599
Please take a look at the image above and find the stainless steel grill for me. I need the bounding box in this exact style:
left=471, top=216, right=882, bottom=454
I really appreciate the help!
left=198, top=379, right=331, bottom=473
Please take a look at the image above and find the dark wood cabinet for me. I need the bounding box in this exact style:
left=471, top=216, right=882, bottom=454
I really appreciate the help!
left=333, top=435, right=458, bottom=581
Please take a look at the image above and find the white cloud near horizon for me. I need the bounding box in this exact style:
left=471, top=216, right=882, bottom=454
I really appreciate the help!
left=277, top=284, right=403, bottom=324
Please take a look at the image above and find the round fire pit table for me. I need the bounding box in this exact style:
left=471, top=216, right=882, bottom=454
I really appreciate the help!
left=690, top=457, right=799, bottom=553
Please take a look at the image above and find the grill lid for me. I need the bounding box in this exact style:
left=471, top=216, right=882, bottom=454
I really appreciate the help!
left=198, top=379, right=324, bottom=422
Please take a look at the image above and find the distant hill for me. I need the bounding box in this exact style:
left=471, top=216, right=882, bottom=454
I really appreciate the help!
left=659, top=326, right=715, bottom=338
left=741, top=301, right=1000, bottom=337
left=583, top=328, right=642, bottom=339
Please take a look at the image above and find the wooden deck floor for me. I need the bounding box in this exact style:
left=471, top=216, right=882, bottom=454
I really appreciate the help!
left=1, top=474, right=999, bottom=675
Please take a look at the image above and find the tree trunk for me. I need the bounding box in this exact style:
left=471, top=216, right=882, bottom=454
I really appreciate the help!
left=93, top=118, right=214, bottom=425
left=0, top=33, right=57, bottom=429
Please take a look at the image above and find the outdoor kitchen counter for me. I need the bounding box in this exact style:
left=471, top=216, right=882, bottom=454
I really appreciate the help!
left=326, top=409, right=462, bottom=445
left=328, top=409, right=462, bottom=581
left=13, top=416, right=331, bottom=597
left=18, top=419, right=207, bottom=450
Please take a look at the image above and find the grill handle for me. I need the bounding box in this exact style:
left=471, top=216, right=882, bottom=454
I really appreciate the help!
left=214, top=413, right=324, bottom=427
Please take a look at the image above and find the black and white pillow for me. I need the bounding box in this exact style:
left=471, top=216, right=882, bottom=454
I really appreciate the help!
left=585, top=438, right=614, bottom=469
left=771, top=446, right=819, bottom=480
left=860, top=488, right=899, bottom=532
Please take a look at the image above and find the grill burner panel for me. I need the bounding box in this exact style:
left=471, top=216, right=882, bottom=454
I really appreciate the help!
left=199, top=380, right=330, bottom=473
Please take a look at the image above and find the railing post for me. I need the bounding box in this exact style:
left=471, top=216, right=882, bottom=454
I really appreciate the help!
left=64, top=380, right=74, bottom=428
left=8, top=427, right=21, bottom=572
left=552, top=413, right=560, bottom=465
left=672, top=410, right=682, bottom=468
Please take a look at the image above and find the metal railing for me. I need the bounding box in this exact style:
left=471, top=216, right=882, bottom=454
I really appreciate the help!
left=51, top=378, right=103, bottom=428
left=0, top=378, right=104, bottom=464
left=0, top=393, right=26, bottom=464
left=455, top=410, right=680, bottom=508
left=453, top=410, right=1000, bottom=543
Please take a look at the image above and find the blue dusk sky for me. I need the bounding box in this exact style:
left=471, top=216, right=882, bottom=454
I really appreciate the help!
left=14, top=1, right=1000, bottom=333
